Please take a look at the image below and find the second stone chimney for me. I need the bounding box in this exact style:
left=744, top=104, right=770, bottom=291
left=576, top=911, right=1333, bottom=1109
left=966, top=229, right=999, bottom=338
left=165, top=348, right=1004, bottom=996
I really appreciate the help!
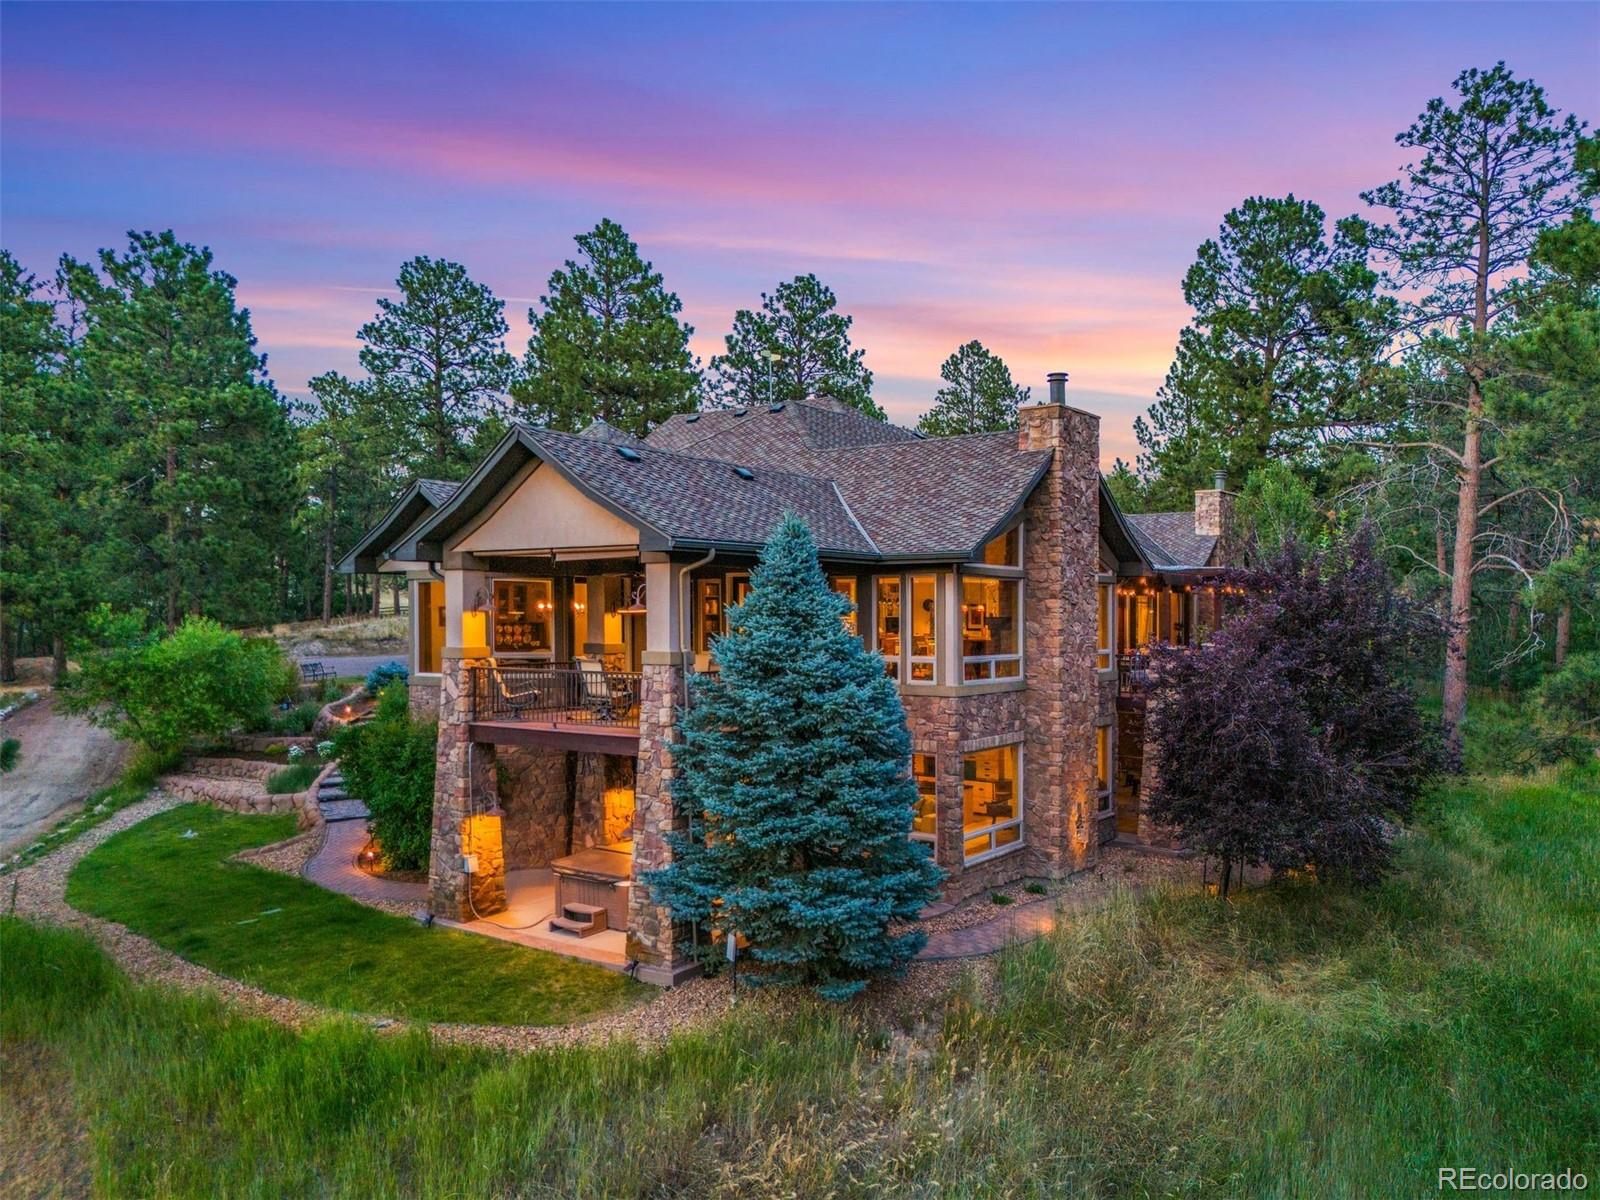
left=1194, top=469, right=1234, bottom=539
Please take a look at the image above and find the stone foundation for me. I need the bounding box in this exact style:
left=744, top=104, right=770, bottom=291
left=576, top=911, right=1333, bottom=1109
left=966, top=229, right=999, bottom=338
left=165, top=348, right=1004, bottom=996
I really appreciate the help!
left=428, top=655, right=508, bottom=919
left=497, top=744, right=568, bottom=868
left=626, top=661, right=695, bottom=983
left=409, top=676, right=442, bottom=720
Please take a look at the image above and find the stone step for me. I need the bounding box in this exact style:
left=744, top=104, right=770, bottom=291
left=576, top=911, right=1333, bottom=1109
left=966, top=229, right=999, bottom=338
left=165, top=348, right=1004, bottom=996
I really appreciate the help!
left=318, top=799, right=370, bottom=822
left=548, top=915, right=604, bottom=938
left=317, top=787, right=350, bottom=802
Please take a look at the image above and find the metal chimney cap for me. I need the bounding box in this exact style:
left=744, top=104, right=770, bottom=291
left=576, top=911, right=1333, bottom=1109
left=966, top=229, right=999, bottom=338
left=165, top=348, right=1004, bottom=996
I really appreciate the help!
left=1213, top=469, right=1228, bottom=491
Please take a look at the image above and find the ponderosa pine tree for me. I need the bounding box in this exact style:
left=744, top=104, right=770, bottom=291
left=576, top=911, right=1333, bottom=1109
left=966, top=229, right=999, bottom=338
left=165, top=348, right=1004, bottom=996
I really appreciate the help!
left=61, top=232, right=299, bottom=630
left=1360, top=64, right=1587, bottom=741
left=511, top=219, right=700, bottom=436
left=915, top=340, right=1029, bottom=436
left=0, top=251, right=98, bottom=679
left=645, top=514, right=942, bottom=999
left=1134, top=195, right=1394, bottom=501
left=354, top=255, right=517, bottom=479
left=709, top=274, right=882, bottom=419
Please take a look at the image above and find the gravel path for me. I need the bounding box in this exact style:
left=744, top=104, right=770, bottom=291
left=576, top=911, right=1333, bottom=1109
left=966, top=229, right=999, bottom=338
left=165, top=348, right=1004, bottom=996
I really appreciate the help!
left=5, top=799, right=1180, bottom=1052
left=1, top=796, right=976, bottom=1051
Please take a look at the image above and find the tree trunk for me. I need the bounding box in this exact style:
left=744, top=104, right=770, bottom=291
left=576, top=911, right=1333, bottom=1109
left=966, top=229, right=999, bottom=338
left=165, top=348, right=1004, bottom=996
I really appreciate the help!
left=165, top=442, right=179, bottom=631
left=0, top=616, right=15, bottom=684
left=1501, top=595, right=1521, bottom=694
left=1556, top=601, right=1571, bottom=667
left=1441, top=381, right=1482, bottom=743
left=51, top=633, right=68, bottom=683
left=371, top=574, right=381, bottom=616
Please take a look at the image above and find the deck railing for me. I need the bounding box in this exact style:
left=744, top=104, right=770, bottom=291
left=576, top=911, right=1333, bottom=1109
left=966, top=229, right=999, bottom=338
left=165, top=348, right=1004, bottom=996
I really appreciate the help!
left=1117, top=650, right=1153, bottom=697
left=468, top=664, right=642, bottom=727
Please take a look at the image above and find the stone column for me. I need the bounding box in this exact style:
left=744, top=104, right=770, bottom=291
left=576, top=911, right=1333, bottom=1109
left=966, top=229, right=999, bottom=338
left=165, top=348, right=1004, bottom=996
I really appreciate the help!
left=1019, top=376, right=1101, bottom=878
left=428, top=653, right=507, bottom=919
left=626, top=656, right=693, bottom=983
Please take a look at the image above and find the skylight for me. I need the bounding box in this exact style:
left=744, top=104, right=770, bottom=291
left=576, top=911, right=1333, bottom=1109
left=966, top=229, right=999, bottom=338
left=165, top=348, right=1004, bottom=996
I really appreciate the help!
left=769, top=402, right=785, bottom=413
left=685, top=413, right=700, bottom=423
left=733, top=466, right=755, bottom=480
left=615, top=446, right=642, bottom=462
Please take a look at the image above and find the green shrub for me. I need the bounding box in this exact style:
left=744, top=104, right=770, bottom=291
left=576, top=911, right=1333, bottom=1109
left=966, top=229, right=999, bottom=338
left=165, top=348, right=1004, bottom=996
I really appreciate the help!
left=266, top=761, right=322, bottom=795
left=258, top=700, right=320, bottom=736
left=58, top=611, right=281, bottom=758
left=1535, top=652, right=1600, bottom=763
left=247, top=636, right=301, bottom=704
left=364, top=661, right=409, bottom=697
left=0, top=736, right=18, bottom=773
left=336, top=683, right=436, bottom=870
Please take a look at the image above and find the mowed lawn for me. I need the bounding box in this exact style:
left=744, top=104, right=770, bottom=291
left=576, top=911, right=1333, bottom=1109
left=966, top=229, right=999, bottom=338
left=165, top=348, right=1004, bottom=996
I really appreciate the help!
left=62, top=804, right=647, bottom=1026
left=4, top=764, right=1596, bottom=1198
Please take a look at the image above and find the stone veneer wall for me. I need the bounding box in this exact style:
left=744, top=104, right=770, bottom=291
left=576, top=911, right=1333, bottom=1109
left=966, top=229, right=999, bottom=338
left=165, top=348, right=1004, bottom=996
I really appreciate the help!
left=496, top=745, right=568, bottom=868
left=428, top=655, right=507, bottom=919
left=409, top=676, right=441, bottom=721
left=626, top=661, right=690, bottom=981
left=1018, top=402, right=1102, bottom=881
left=573, top=754, right=636, bottom=848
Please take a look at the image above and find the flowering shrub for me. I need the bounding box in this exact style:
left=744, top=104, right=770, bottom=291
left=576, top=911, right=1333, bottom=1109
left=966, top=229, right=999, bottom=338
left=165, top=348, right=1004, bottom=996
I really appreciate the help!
left=286, top=745, right=305, bottom=762
left=315, top=740, right=336, bottom=758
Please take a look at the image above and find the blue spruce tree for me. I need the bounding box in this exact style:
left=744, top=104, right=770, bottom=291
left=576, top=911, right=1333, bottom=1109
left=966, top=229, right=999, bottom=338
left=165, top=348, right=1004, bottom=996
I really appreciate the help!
left=645, top=514, right=943, bottom=999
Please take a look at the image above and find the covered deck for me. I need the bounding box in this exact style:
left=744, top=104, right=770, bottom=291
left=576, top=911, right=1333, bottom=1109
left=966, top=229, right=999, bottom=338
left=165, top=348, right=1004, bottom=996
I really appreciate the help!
left=466, top=662, right=643, bottom=753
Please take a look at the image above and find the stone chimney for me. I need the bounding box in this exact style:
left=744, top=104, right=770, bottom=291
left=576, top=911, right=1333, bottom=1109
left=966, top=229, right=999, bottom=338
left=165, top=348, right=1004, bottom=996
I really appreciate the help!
left=1194, top=469, right=1235, bottom=540
left=1017, top=369, right=1101, bottom=875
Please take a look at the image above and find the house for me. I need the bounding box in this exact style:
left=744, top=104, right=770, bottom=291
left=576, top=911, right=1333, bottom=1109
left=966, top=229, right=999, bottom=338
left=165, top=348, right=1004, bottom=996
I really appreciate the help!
left=341, top=374, right=1237, bottom=983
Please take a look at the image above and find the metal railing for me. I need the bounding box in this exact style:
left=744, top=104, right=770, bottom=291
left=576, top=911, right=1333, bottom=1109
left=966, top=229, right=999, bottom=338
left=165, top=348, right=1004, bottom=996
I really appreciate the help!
left=1117, top=651, right=1153, bottom=696
left=468, top=664, right=641, bottom=727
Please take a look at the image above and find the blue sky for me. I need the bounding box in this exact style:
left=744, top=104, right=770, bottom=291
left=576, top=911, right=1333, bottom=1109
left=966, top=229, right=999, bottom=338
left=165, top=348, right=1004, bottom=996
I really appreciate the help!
left=3, top=2, right=1595, bottom=463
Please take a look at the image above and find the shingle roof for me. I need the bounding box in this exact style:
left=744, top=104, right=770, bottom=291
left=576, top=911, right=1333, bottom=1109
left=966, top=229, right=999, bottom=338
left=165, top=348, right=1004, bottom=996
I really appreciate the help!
left=647, top=399, right=919, bottom=463
left=406, top=399, right=1061, bottom=564
left=518, top=426, right=878, bottom=556
left=1122, top=511, right=1217, bottom=568
left=576, top=419, right=648, bottom=449
left=417, top=479, right=460, bottom=507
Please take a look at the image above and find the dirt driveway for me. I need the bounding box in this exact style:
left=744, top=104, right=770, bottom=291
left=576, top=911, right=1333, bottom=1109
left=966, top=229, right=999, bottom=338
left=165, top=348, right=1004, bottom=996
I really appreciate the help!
left=0, top=696, right=129, bottom=857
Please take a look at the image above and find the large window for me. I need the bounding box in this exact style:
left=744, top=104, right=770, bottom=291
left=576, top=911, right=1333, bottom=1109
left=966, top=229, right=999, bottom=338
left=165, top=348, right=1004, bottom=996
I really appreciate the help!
left=1096, top=725, right=1113, bottom=813
left=829, top=576, right=859, bottom=636
left=1097, top=578, right=1114, bottom=671
left=909, top=575, right=937, bottom=682
left=695, top=578, right=724, bottom=653
left=874, top=576, right=902, bottom=680
left=961, top=576, right=1020, bottom=680
left=963, top=744, right=1022, bottom=862
left=980, top=525, right=1021, bottom=567
left=911, top=752, right=937, bottom=843
left=415, top=580, right=444, bottom=674
left=492, top=579, right=554, bottom=655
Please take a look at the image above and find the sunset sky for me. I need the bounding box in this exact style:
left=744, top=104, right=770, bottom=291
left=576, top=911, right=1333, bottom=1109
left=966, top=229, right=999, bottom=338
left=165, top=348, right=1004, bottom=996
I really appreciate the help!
left=3, top=2, right=1596, bottom=465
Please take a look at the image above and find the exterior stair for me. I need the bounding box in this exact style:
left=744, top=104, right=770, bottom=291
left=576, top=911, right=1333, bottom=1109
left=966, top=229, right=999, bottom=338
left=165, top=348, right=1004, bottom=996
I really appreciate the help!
left=317, top=769, right=370, bottom=822
left=548, top=902, right=608, bottom=938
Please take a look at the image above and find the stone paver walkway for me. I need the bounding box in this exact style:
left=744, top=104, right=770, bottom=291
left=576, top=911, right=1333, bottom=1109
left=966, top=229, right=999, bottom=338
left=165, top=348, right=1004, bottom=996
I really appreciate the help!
left=917, top=897, right=1062, bottom=960
left=302, top=818, right=425, bottom=909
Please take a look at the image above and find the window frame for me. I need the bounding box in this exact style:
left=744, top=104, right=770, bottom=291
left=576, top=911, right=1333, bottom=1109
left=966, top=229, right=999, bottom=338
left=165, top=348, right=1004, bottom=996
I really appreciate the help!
left=961, top=520, right=1025, bottom=685
left=1096, top=574, right=1115, bottom=673
left=961, top=743, right=1025, bottom=864
left=910, top=751, right=938, bottom=845
left=872, top=574, right=904, bottom=683
left=413, top=578, right=445, bottom=676
left=1096, top=724, right=1114, bottom=814
left=490, top=576, right=556, bottom=658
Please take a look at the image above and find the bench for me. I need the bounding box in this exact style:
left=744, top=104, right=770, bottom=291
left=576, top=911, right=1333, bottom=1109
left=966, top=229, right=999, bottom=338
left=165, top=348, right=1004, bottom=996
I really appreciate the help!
left=300, top=661, right=334, bottom=683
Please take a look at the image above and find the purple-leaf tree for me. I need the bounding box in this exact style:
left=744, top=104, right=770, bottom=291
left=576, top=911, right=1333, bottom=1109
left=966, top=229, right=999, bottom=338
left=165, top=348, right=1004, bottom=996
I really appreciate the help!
left=1145, top=525, right=1444, bottom=893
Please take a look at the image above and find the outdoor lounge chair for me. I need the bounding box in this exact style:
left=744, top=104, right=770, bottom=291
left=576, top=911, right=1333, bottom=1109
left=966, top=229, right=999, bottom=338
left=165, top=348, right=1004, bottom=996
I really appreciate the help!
left=572, top=659, right=627, bottom=723
left=487, top=658, right=542, bottom=717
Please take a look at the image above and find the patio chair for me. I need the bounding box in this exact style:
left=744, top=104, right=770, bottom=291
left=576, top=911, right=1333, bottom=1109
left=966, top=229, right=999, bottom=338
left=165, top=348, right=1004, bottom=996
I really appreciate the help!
left=487, top=657, right=542, bottom=717
left=574, top=655, right=617, bottom=721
